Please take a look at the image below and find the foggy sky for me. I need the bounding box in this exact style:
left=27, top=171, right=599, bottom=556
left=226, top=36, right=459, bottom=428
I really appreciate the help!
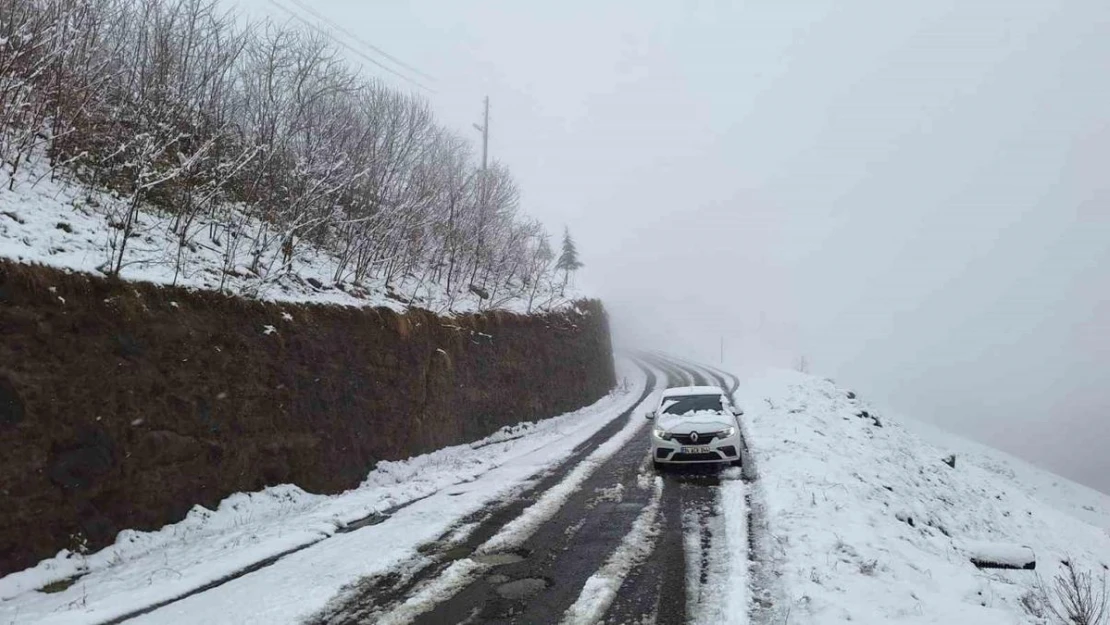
left=238, top=0, right=1110, bottom=492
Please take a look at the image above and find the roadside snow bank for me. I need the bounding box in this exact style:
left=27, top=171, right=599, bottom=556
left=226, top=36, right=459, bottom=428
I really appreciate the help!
left=0, top=361, right=646, bottom=625
left=732, top=369, right=1110, bottom=625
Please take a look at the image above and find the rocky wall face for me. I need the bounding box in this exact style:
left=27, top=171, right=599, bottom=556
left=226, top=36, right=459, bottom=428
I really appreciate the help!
left=0, top=260, right=615, bottom=575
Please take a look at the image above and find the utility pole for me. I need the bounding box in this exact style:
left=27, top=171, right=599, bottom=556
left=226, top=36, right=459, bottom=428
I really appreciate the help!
left=471, top=96, right=490, bottom=306
left=473, top=96, right=489, bottom=170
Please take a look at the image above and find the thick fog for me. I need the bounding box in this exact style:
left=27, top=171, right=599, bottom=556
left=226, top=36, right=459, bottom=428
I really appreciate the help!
left=239, top=0, right=1110, bottom=492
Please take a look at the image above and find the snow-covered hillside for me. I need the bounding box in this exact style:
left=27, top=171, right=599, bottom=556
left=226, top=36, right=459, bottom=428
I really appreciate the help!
left=0, top=160, right=574, bottom=314
left=732, top=369, right=1110, bottom=624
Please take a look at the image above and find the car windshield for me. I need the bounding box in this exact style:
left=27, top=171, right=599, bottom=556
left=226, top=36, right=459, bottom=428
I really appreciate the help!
left=660, top=394, right=724, bottom=416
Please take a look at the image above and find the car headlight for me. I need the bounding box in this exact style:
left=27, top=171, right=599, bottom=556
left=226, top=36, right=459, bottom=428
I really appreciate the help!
left=717, top=426, right=736, bottom=438
left=653, top=428, right=672, bottom=441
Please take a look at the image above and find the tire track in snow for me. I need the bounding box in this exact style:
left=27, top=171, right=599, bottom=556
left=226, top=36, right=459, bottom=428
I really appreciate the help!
left=649, top=353, right=698, bottom=387
left=597, top=357, right=729, bottom=625
left=558, top=475, right=664, bottom=625
left=396, top=365, right=676, bottom=624
left=665, top=359, right=736, bottom=625
left=683, top=482, right=733, bottom=625
left=673, top=357, right=736, bottom=395
left=674, top=464, right=728, bottom=624
left=308, top=363, right=660, bottom=624
left=702, top=364, right=786, bottom=624
left=319, top=363, right=668, bottom=624
left=703, top=363, right=739, bottom=394
left=324, top=358, right=727, bottom=625
left=593, top=466, right=688, bottom=625
left=631, top=359, right=751, bottom=625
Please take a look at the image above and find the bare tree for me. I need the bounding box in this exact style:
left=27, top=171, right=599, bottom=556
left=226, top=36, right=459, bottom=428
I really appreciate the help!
left=0, top=0, right=569, bottom=309
left=1036, top=559, right=1109, bottom=625
left=521, top=223, right=554, bottom=313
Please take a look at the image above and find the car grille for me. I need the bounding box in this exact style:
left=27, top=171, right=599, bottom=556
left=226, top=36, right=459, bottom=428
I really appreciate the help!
left=670, top=452, right=722, bottom=462
left=672, top=431, right=718, bottom=445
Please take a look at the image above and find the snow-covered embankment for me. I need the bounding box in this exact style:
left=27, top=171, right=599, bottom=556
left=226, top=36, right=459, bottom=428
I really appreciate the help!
left=728, top=369, right=1110, bottom=624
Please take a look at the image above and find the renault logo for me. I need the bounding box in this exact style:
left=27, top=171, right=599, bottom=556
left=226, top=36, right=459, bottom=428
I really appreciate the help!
left=690, top=432, right=699, bottom=443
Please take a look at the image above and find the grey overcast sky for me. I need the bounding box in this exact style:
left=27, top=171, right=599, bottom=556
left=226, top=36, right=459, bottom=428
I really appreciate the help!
left=236, top=0, right=1110, bottom=492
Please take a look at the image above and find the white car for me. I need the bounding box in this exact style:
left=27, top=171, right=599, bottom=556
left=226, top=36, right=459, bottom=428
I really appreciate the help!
left=646, top=385, right=743, bottom=468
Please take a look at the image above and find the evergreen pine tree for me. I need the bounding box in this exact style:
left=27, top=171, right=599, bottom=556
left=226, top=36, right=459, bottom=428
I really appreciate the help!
left=555, top=227, right=583, bottom=294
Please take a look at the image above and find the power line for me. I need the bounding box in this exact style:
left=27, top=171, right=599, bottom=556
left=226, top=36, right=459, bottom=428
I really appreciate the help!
left=267, top=0, right=427, bottom=89
left=265, top=0, right=432, bottom=92
left=285, top=0, right=435, bottom=83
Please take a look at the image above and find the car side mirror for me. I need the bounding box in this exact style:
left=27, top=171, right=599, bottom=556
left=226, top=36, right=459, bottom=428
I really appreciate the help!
left=645, top=411, right=656, bottom=420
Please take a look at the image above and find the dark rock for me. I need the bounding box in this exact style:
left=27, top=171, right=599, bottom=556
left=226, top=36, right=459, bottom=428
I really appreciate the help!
left=943, top=454, right=957, bottom=469
left=846, top=391, right=856, bottom=399
left=468, top=284, right=490, bottom=299
left=0, top=376, right=24, bottom=426
left=855, top=410, right=881, bottom=427
left=306, top=277, right=325, bottom=290
left=969, top=545, right=1036, bottom=570
left=55, top=222, right=74, bottom=233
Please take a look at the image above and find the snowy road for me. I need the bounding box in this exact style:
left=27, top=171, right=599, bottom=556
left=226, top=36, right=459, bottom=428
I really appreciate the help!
left=304, top=357, right=750, bottom=625
left=4, top=357, right=755, bottom=625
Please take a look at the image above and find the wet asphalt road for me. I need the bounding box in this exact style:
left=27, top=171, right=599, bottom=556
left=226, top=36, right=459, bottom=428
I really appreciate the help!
left=312, top=356, right=746, bottom=625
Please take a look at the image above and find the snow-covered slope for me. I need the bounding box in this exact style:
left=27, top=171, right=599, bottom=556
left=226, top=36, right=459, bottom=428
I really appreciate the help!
left=903, top=418, right=1110, bottom=539
left=733, top=369, right=1110, bottom=625
left=0, top=160, right=573, bottom=314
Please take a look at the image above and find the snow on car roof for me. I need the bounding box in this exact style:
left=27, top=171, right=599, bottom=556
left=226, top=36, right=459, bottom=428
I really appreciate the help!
left=661, top=385, right=726, bottom=398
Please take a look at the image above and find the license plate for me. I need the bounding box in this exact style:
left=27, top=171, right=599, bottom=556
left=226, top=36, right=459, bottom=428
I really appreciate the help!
left=681, top=446, right=711, bottom=454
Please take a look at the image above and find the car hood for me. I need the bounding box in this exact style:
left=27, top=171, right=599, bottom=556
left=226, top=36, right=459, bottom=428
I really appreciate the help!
left=656, top=411, right=735, bottom=433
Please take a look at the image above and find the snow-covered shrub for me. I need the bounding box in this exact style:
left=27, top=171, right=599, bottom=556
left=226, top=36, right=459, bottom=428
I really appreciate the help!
left=1039, top=559, right=1108, bottom=625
